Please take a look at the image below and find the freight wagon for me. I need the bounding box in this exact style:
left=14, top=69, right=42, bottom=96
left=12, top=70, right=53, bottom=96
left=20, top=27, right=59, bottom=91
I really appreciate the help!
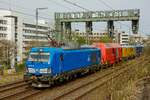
left=92, top=43, right=116, bottom=65
left=24, top=43, right=144, bottom=88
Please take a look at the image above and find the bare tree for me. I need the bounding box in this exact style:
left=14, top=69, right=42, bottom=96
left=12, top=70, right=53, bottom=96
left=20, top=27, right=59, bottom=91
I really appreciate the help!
left=0, top=39, right=15, bottom=69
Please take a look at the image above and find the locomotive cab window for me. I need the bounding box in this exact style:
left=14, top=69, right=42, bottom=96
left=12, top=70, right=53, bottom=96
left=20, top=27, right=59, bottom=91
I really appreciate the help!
left=28, top=52, right=50, bottom=62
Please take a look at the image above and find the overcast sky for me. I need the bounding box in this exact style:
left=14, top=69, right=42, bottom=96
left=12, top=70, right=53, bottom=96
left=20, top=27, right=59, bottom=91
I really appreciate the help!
left=0, top=0, right=149, bottom=35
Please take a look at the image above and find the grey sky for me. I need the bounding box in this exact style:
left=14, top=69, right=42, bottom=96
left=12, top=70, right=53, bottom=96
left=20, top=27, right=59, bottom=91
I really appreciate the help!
left=0, top=0, right=149, bottom=35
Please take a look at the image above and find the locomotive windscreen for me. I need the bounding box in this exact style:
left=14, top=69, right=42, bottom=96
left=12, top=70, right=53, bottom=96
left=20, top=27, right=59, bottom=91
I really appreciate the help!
left=28, top=52, right=50, bottom=62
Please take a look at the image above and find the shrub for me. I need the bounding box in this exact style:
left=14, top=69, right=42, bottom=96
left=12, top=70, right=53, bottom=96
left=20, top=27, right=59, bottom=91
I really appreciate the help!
left=15, top=62, right=25, bottom=72
left=144, top=46, right=150, bottom=56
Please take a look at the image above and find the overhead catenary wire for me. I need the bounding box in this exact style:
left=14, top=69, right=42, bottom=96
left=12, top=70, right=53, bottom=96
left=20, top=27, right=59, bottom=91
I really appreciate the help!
left=0, top=0, right=54, bottom=21
left=0, top=7, right=55, bottom=26
left=47, top=0, right=73, bottom=11
left=62, top=0, right=130, bottom=29
left=0, top=0, right=51, bottom=18
left=0, top=8, right=51, bottom=21
left=0, top=0, right=76, bottom=36
left=97, top=0, right=114, bottom=10
left=62, top=0, right=109, bottom=32
left=0, top=0, right=133, bottom=33
left=97, top=0, right=131, bottom=29
left=63, top=0, right=90, bottom=11
left=0, top=0, right=80, bottom=24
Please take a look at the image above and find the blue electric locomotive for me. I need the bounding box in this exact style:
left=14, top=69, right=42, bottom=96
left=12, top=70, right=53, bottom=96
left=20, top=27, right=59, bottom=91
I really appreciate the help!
left=24, top=47, right=101, bottom=87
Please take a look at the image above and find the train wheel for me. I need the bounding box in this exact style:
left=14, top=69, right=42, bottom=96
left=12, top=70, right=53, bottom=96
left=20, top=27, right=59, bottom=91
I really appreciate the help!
left=59, top=77, right=64, bottom=83
left=49, top=81, right=54, bottom=86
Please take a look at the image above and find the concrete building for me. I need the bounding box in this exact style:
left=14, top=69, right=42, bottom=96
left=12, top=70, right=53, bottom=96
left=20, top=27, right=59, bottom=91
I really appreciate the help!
left=118, top=32, right=129, bottom=45
left=76, top=31, right=130, bottom=45
left=76, top=32, right=107, bottom=40
left=0, top=9, right=49, bottom=68
left=129, top=34, right=144, bottom=44
left=0, top=17, right=12, bottom=40
left=22, top=22, right=49, bottom=60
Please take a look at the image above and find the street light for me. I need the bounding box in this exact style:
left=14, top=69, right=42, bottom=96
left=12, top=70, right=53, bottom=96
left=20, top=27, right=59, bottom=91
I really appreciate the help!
left=36, top=7, right=48, bottom=46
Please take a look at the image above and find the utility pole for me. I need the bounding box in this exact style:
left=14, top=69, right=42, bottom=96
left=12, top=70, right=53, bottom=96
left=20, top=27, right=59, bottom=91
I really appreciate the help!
left=35, top=7, right=48, bottom=46
left=36, top=8, right=38, bottom=46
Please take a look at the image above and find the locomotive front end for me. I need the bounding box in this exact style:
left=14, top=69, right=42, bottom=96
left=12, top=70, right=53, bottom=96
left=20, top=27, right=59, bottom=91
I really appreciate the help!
left=24, top=47, right=52, bottom=87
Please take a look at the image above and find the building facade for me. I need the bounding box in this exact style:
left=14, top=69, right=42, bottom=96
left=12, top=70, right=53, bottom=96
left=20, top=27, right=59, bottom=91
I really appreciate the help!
left=129, top=34, right=144, bottom=44
left=76, top=32, right=108, bottom=40
left=0, top=9, right=49, bottom=68
left=76, top=31, right=130, bottom=45
left=22, top=22, right=49, bottom=60
left=119, top=32, right=129, bottom=45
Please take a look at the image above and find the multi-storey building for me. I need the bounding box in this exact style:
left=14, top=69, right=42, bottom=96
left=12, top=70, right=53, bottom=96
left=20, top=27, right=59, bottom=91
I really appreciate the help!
left=76, top=31, right=129, bottom=45
left=0, top=9, right=49, bottom=68
left=76, top=32, right=108, bottom=40
left=114, top=31, right=129, bottom=45
left=22, top=22, right=49, bottom=59
left=129, top=34, right=144, bottom=44
left=119, top=32, right=129, bottom=45
left=0, top=17, right=19, bottom=42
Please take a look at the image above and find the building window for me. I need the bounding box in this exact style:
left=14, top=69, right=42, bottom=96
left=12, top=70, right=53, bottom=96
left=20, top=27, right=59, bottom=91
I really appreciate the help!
left=0, top=33, right=7, bottom=38
left=0, top=26, right=7, bottom=31
left=23, top=23, right=48, bottom=30
left=0, top=20, right=7, bottom=24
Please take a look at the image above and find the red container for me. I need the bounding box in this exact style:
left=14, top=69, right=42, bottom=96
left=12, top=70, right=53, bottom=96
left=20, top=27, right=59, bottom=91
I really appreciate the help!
left=108, top=43, right=122, bottom=62
left=93, top=43, right=122, bottom=65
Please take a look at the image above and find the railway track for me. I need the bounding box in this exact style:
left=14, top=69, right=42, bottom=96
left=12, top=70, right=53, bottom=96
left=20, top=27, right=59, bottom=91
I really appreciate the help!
left=1, top=88, right=41, bottom=100
left=0, top=80, right=41, bottom=100
left=8, top=64, right=124, bottom=100
left=0, top=57, right=146, bottom=100
left=52, top=57, right=147, bottom=100
left=0, top=80, right=27, bottom=92
left=24, top=58, right=141, bottom=100
left=52, top=64, right=130, bottom=100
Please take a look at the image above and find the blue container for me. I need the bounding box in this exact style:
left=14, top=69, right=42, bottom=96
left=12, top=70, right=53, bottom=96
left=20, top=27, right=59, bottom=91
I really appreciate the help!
left=135, top=45, right=144, bottom=56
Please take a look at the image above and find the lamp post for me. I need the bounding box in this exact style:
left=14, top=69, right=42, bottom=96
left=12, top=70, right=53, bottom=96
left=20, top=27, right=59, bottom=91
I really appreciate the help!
left=36, top=7, right=48, bottom=46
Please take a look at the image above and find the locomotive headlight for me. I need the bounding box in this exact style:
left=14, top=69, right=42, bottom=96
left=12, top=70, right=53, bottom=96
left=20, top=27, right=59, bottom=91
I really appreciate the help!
left=39, top=68, right=51, bottom=74
left=28, top=68, right=35, bottom=73
left=40, top=68, right=49, bottom=73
